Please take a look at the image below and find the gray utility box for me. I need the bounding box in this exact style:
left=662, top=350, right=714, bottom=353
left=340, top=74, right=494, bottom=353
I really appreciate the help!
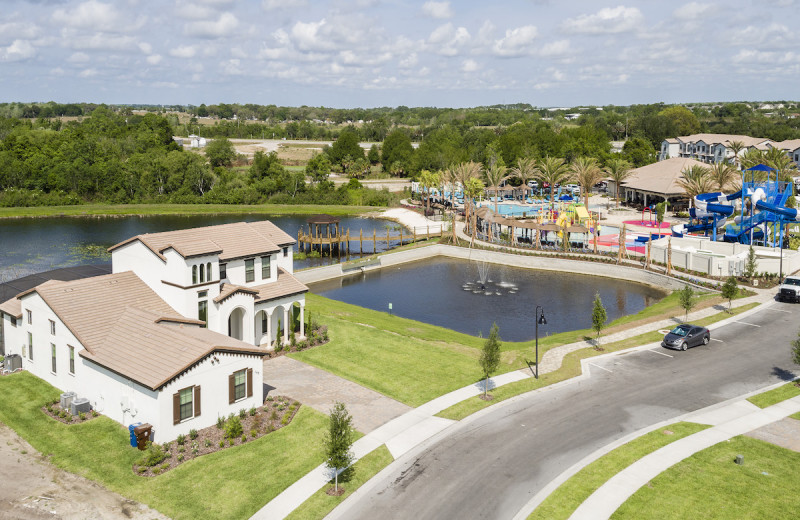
left=4, top=354, right=22, bottom=371
left=60, top=391, right=77, bottom=409
left=70, top=397, right=91, bottom=416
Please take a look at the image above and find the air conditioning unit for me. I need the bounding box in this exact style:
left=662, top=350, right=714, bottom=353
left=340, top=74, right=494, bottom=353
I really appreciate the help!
left=70, top=397, right=91, bottom=416
left=4, top=354, right=22, bottom=371
left=60, top=391, right=77, bottom=409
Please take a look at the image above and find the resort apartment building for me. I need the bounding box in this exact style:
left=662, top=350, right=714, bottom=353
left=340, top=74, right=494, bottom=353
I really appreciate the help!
left=0, top=220, right=308, bottom=441
left=659, top=133, right=800, bottom=168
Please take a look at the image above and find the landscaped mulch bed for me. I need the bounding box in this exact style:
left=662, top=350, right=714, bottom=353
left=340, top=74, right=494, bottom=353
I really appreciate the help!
left=42, top=400, right=101, bottom=424
left=133, top=395, right=301, bottom=476
left=265, top=324, right=329, bottom=359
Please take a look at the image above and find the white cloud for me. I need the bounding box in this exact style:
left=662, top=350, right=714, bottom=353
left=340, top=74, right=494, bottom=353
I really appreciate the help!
left=492, top=25, right=537, bottom=57
left=262, top=0, right=307, bottom=10
left=428, top=23, right=470, bottom=56
left=461, top=58, right=478, bottom=72
left=539, top=39, right=570, bottom=57
left=422, top=1, right=453, bottom=19
left=673, top=2, right=716, bottom=20
left=732, top=49, right=796, bottom=64
left=67, top=51, right=90, bottom=62
left=65, top=32, right=138, bottom=51
left=562, top=6, right=644, bottom=35
left=0, top=39, right=36, bottom=61
left=138, top=42, right=153, bottom=54
left=184, top=12, right=239, bottom=38
left=79, top=68, right=98, bottom=77
left=0, top=22, right=41, bottom=41
left=399, top=52, right=418, bottom=68
left=170, top=45, right=197, bottom=58
left=146, top=54, right=163, bottom=64
left=291, top=19, right=333, bottom=51
left=52, top=1, right=134, bottom=32
left=50, top=67, right=65, bottom=76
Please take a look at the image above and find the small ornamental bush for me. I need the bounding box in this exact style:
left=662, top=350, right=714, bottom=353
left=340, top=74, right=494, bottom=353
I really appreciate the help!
left=177, top=454, right=184, bottom=462
left=91, top=410, right=98, bottom=417
left=78, top=412, right=86, bottom=421
left=241, top=433, right=247, bottom=443
left=216, top=416, right=225, bottom=429
left=266, top=396, right=273, bottom=402
left=281, top=414, right=289, bottom=425
left=270, top=410, right=278, bottom=421
left=153, top=467, right=161, bottom=475
left=176, top=434, right=185, bottom=446
left=219, top=439, right=225, bottom=448
left=205, top=439, right=211, bottom=448
left=251, top=428, right=257, bottom=438
left=249, top=407, right=257, bottom=416
left=225, top=416, right=243, bottom=439
left=160, top=463, right=170, bottom=471
left=228, top=438, right=234, bottom=447
left=138, top=442, right=166, bottom=467
left=65, top=414, right=72, bottom=423
left=162, top=441, right=172, bottom=451
left=178, top=446, right=185, bottom=454
left=189, top=429, right=198, bottom=440
left=239, top=408, right=246, bottom=419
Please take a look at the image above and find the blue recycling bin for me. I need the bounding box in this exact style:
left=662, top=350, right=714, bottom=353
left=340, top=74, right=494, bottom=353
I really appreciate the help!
left=129, top=422, right=142, bottom=447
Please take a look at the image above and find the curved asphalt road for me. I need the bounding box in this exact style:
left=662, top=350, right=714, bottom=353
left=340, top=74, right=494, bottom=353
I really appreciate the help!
left=335, top=301, right=799, bottom=520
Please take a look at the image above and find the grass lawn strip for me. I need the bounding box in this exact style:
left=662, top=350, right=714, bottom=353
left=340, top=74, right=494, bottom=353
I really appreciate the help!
left=285, top=445, right=393, bottom=520
left=0, top=203, right=374, bottom=218
left=436, top=303, right=759, bottom=421
left=528, top=422, right=710, bottom=520
left=611, top=436, right=800, bottom=519
left=0, top=372, right=330, bottom=520
left=747, top=381, right=800, bottom=408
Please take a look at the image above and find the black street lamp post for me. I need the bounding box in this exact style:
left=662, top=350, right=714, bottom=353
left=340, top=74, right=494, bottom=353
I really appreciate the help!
left=535, top=306, right=547, bottom=379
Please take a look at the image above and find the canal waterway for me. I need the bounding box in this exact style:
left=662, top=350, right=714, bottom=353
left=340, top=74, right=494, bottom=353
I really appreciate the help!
left=309, top=257, right=666, bottom=341
left=0, top=214, right=400, bottom=281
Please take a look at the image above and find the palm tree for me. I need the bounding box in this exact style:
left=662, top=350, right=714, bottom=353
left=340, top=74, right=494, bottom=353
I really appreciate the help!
left=708, top=162, right=737, bottom=192
left=604, top=158, right=633, bottom=208
left=571, top=156, right=603, bottom=209
left=727, top=140, right=745, bottom=170
left=484, top=162, right=509, bottom=215
left=454, top=161, right=483, bottom=227
left=418, top=169, right=440, bottom=215
left=535, top=156, right=572, bottom=211
left=510, top=156, right=536, bottom=201
left=740, top=148, right=767, bottom=176
left=765, top=147, right=798, bottom=182
left=463, top=177, right=485, bottom=245
left=677, top=165, right=713, bottom=207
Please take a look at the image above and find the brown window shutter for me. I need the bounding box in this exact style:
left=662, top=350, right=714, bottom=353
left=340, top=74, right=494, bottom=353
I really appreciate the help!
left=228, top=373, right=235, bottom=404
left=173, top=392, right=180, bottom=425
left=194, top=386, right=201, bottom=417
left=247, top=368, right=253, bottom=398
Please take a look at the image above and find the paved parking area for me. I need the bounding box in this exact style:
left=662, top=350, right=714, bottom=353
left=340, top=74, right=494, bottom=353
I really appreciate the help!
left=263, top=356, right=412, bottom=433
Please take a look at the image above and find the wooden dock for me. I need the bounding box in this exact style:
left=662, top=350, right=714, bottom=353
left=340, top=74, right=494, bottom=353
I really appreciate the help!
left=297, top=226, right=446, bottom=257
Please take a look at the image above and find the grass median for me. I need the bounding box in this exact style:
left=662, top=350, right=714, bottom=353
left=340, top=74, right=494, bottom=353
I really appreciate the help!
left=529, top=422, right=710, bottom=520
left=612, top=436, right=800, bottom=519
left=0, top=371, right=329, bottom=520
left=747, top=381, right=800, bottom=408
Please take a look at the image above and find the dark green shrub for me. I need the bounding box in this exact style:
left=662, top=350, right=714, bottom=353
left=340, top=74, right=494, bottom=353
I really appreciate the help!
left=189, top=429, right=198, bottom=440
left=225, top=416, right=243, bottom=439
left=216, top=416, right=225, bottom=429
left=176, top=434, right=185, bottom=446
left=238, top=408, right=246, bottom=419
left=249, top=407, right=257, bottom=416
left=138, top=442, right=166, bottom=467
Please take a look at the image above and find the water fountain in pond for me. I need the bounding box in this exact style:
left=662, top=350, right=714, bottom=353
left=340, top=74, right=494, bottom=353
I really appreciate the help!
left=462, top=251, right=518, bottom=296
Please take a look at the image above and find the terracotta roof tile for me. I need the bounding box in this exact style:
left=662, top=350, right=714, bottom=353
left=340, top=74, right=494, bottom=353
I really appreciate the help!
left=254, top=268, right=309, bottom=302
left=214, top=283, right=259, bottom=304
left=0, top=296, right=22, bottom=319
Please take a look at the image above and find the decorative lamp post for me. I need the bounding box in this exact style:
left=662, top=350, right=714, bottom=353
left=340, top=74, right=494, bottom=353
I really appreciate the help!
left=535, top=306, right=547, bottom=379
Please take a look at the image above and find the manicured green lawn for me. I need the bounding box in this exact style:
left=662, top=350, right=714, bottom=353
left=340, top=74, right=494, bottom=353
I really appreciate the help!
left=0, top=203, right=375, bottom=218
left=530, top=422, right=709, bottom=520
left=747, top=381, right=800, bottom=408
left=612, top=436, right=800, bottom=519
left=286, top=445, right=393, bottom=520
left=0, top=372, right=329, bottom=520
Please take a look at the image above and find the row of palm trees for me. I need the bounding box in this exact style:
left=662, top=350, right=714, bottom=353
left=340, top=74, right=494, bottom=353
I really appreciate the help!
left=417, top=156, right=638, bottom=218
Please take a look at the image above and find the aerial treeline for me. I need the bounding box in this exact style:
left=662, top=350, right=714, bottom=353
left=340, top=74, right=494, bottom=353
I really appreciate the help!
left=0, top=108, right=393, bottom=207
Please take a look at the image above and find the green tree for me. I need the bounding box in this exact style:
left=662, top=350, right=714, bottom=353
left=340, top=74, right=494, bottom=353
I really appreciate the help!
left=721, top=276, right=738, bottom=312
left=381, top=129, right=414, bottom=173
left=622, top=137, right=657, bottom=167
left=658, top=106, right=701, bottom=136
left=484, top=162, right=509, bottom=215
left=591, top=292, right=607, bottom=347
left=655, top=201, right=667, bottom=227
left=678, top=285, right=695, bottom=321
left=324, top=401, right=355, bottom=493
left=418, top=169, right=441, bottom=214
left=571, top=156, right=603, bottom=208
left=535, top=156, right=572, bottom=211
left=678, top=165, right=713, bottom=205
left=744, top=245, right=758, bottom=280
left=305, top=152, right=332, bottom=185
left=510, top=156, right=536, bottom=201
left=367, top=144, right=380, bottom=165
left=708, top=162, right=737, bottom=192
left=604, top=158, right=633, bottom=208
left=326, top=128, right=364, bottom=169
left=479, top=323, right=501, bottom=397
left=204, top=137, right=236, bottom=168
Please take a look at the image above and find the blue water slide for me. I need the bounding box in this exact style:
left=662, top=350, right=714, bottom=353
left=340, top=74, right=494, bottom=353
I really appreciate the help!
left=755, top=200, right=799, bottom=220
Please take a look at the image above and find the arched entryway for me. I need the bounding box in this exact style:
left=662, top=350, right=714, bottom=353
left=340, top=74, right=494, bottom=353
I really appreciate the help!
left=254, top=309, right=271, bottom=346
left=228, top=307, right=247, bottom=341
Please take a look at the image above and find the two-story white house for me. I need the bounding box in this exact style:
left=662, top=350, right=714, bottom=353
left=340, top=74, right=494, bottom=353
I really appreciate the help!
left=0, top=220, right=309, bottom=442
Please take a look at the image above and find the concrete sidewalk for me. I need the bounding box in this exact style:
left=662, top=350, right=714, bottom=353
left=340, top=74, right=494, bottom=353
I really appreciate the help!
left=569, top=394, right=800, bottom=520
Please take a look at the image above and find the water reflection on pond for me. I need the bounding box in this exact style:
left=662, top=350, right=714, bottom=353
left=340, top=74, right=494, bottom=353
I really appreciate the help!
left=310, top=257, right=666, bottom=341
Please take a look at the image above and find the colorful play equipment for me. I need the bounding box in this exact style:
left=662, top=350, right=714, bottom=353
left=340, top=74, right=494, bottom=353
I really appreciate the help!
left=672, top=164, right=798, bottom=246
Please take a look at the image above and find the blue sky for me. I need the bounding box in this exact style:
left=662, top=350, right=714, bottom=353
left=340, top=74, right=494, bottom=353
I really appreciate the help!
left=1, top=0, right=798, bottom=108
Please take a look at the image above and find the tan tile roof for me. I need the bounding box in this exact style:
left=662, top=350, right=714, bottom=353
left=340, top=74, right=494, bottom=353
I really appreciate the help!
left=0, top=296, right=22, bottom=319
left=17, top=271, right=264, bottom=390
left=253, top=268, right=309, bottom=302
left=108, top=220, right=296, bottom=262
left=623, top=157, right=709, bottom=196
left=214, top=283, right=259, bottom=304
left=776, top=139, right=800, bottom=152
left=676, top=134, right=775, bottom=148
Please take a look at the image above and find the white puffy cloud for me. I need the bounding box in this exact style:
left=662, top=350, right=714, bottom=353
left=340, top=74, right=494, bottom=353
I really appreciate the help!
left=492, top=25, right=537, bottom=57
left=422, top=1, right=453, bottom=19
left=428, top=23, right=470, bottom=56
left=65, top=32, right=138, bottom=51
left=673, top=2, right=716, bottom=20
left=0, top=39, right=36, bottom=61
left=146, top=54, right=163, bottom=64
left=79, top=68, right=98, bottom=77
left=52, top=1, right=137, bottom=32
left=262, top=0, right=307, bottom=10
left=562, top=6, right=644, bottom=35
left=461, top=58, right=478, bottom=72
left=184, top=12, right=239, bottom=38
left=732, top=49, right=796, bottom=64
left=539, top=39, right=570, bottom=57
left=398, top=52, right=418, bottom=68
left=0, top=22, right=41, bottom=41
left=170, top=45, right=197, bottom=58
left=67, top=51, right=90, bottom=62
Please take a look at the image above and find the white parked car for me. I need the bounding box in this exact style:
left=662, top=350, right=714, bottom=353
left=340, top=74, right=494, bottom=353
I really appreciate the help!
left=778, top=276, right=800, bottom=302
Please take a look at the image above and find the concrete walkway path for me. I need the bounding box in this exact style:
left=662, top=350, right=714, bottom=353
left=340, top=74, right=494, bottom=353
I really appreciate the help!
left=263, top=356, right=412, bottom=434
left=569, top=394, right=800, bottom=520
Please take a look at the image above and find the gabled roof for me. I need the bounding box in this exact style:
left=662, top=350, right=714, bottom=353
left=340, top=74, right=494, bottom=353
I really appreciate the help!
left=0, top=296, right=22, bottom=319
left=214, top=284, right=259, bottom=304
left=622, top=157, right=708, bottom=196
left=776, top=139, right=800, bottom=152
left=8, top=271, right=264, bottom=390
left=675, top=134, right=775, bottom=149
left=108, top=220, right=296, bottom=262
left=254, top=268, right=309, bottom=302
